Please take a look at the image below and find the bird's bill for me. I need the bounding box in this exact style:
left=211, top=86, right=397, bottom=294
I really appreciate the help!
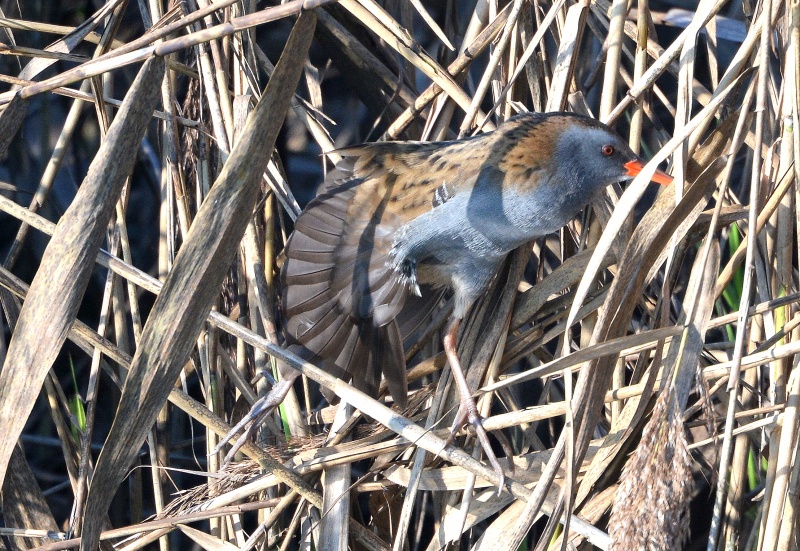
left=623, top=159, right=673, bottom=186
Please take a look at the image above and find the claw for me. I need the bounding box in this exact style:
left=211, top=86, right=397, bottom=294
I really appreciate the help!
left=212, top=375, right=298, bottom=462
left=448, top=398, right=506, bottom=492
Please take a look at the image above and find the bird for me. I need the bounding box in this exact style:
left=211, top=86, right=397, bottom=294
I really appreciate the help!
left=220, top=111, right=673, bottom=484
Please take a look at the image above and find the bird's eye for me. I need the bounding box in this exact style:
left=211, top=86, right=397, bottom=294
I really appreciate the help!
left=602, top=145, right=615, bottom=156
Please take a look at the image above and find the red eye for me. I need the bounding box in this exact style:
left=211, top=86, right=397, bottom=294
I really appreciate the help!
left=602, top=145, right=615, bottom=156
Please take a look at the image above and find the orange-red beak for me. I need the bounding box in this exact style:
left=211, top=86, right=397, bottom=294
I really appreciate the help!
left=624, top=159, right=673, bottom=186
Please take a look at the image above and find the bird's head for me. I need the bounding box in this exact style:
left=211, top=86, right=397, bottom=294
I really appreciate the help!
left=550, top=115, right=673, bottom=192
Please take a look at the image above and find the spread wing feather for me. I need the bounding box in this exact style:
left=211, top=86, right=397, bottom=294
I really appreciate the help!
left=281, top=153, right=415, bottom=407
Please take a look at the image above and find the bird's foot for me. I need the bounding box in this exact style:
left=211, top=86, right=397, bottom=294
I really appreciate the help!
left=442, top=317, right=511, bottom=493
left=447, top=400, right=511, bottom=493
left=212, top=375, right=296, bottom=463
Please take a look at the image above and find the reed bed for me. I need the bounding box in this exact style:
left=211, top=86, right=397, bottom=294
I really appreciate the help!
left=0, top=0, right=797, bottom=549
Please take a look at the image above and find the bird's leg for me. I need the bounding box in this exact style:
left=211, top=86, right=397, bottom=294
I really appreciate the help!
left=212, top=371, right=299, bottom=463
left=442, top=317, right=506, bottom=489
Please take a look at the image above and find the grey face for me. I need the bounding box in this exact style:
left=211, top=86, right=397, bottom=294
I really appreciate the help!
left=554, top=125, right=639, bottom=192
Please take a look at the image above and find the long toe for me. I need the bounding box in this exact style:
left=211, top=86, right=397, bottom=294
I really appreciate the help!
left=446, top=403, right=469, bottom=445
left=448, top=401, right=507, bottom=490
left=447, top=397, right=507, bottom=490
left=214, top=376, right=297, bottom=458
left=467, top=414, right=506, bottom=491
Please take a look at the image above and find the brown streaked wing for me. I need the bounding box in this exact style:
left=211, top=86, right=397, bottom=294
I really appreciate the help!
left=281, top=155, right=413, bottom=407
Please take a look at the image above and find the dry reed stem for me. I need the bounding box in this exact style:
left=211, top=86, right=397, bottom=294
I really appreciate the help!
left=0, top=1, right=797, bottom=550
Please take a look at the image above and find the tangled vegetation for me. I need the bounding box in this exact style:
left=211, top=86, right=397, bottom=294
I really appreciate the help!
left=0, top=0, right=797, bottom=550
